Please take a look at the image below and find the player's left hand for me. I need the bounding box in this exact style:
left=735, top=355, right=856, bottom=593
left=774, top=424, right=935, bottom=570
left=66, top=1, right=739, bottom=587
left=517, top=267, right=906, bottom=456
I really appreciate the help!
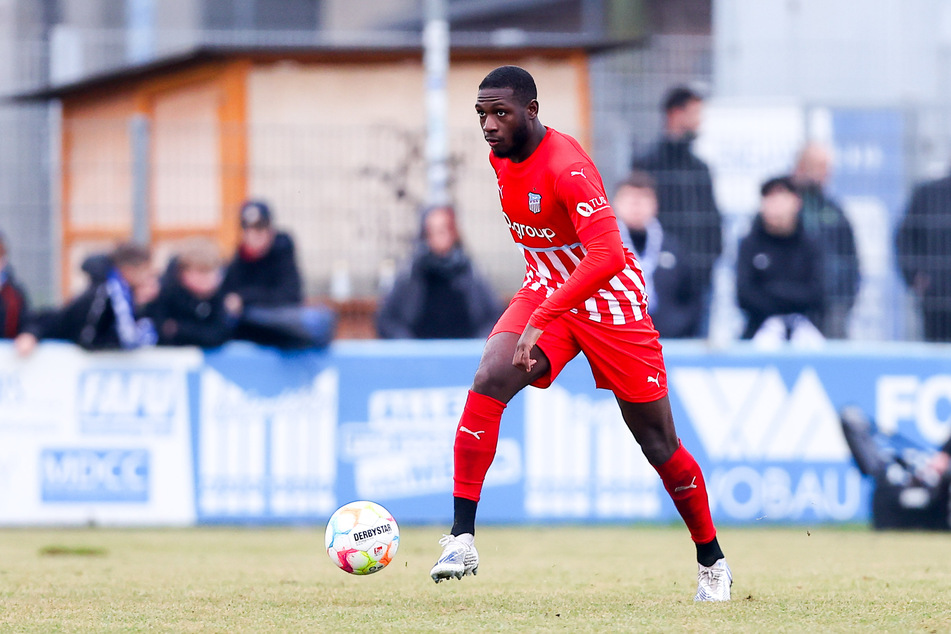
left=513, top=324, right=543, bottom=372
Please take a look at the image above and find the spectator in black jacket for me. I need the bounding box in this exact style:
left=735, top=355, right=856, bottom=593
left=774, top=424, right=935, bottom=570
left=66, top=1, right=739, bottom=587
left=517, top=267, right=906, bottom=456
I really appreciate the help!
left=223, top=199, right=334, bottom=348
left=632, top=85, right=722, bottom=336
left=792, top=142, right=860, bottom=338
left=223, top=199, right=302, bottom=314
left=376, top=205, right=502, bottom=339
left=0, top=232, right=30, bottom=339
left=148, top=238, right=233, bottom=348
left=614, top=171, right=701, bottom=338
left=15, top=242, right=158, bottom=356
left=895, top=172, right=951, bottom=341
left=736, top=176, right=824, bottom=346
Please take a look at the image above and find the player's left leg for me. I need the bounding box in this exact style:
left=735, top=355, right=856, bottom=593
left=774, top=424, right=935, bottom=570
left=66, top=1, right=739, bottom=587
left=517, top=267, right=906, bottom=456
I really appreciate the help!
left=616, top=396, right=731, bottom=601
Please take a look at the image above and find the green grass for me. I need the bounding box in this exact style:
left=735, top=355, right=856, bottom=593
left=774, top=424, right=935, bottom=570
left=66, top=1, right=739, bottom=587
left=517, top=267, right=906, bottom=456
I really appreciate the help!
left=1, top=525, right=949, bottom=632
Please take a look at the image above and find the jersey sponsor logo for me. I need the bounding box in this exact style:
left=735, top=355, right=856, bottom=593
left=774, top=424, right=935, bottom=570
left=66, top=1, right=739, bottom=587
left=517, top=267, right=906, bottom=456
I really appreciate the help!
left=502, top=212, right=556, bottom=242
left=528, top=192, right=542, bottom=214
left=575, top=196, right=609, bottom=218
left=571, top=168, right=587, bottom=179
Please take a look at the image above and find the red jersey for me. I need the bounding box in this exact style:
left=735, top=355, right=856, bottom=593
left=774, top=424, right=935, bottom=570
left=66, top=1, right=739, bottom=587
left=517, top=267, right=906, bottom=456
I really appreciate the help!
left=490, top=128, right=650, bottom=328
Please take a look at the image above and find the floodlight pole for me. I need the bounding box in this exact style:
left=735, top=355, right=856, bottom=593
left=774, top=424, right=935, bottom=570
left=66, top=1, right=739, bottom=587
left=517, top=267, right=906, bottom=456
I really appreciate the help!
left=423, top=0, right=450, bottom=208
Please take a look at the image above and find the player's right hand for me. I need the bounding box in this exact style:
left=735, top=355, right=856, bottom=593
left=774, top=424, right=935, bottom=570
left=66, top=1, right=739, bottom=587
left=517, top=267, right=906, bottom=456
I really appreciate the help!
left=513, top=324, right=543, bottom=372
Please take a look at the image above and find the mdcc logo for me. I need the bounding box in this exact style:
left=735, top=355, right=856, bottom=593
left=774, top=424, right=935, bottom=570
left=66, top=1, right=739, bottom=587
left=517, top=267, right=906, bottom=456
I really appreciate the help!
left=41, top=448, right=150, bottom=502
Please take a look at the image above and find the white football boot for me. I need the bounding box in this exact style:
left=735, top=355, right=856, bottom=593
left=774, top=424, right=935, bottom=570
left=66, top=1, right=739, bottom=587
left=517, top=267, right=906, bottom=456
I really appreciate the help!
left=695, top=558, right=732, bottom=601
left=430, top=533, right=479, bottom=583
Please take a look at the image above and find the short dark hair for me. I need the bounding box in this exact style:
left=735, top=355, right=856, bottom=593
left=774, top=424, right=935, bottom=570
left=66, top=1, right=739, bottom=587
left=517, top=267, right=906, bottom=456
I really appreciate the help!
left=111, top=242, right=151, bottom=268
left=663, top=85, right=703, bottom=113
left=617, top=170, right=657, bottom=193
left=479, top=66, right=537, bottom=105
left=760, top=175, right=799, bottom=197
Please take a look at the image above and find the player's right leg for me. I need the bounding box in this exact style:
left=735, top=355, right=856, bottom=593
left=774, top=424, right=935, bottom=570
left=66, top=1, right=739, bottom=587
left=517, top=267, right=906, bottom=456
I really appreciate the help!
left=431, top=331, right=551, bottom=583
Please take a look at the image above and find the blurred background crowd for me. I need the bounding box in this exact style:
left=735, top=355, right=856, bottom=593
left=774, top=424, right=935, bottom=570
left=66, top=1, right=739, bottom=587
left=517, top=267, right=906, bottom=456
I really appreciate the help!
left=2, top=0, right=951, bottom=351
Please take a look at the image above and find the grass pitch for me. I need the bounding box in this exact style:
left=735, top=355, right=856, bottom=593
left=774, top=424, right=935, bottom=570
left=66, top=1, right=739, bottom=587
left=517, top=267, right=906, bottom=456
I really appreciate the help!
left=1, top=525, right=949, bottom=632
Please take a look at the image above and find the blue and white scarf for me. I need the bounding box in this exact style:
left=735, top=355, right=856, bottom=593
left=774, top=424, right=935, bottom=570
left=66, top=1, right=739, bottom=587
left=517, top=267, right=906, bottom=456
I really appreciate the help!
left=105, top=269, right=157, bottom=349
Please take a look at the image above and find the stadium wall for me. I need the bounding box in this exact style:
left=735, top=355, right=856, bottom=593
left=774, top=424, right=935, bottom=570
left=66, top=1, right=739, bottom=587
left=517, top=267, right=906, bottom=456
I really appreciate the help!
left=3, top=340, right=950, bottom=527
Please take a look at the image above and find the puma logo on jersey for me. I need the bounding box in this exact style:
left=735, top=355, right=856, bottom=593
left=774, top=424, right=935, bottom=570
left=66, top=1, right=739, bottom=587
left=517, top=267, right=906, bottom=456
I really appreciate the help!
left=647, top=372, right=661, bottom=386
left=570, top=168, right=587, bottom=178
left=674, top=476, right=698, bottom=493
left=459, top=426, right=484, bottom=440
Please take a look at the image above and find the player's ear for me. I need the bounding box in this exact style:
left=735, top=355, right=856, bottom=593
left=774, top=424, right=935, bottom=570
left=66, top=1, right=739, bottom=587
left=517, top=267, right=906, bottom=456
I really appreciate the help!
left=526, top=99, right=539, bottom=119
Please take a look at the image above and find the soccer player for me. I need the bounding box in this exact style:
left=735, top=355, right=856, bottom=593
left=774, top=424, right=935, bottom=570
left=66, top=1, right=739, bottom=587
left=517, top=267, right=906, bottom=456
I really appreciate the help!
left=429, top=66, right=732, bottom=601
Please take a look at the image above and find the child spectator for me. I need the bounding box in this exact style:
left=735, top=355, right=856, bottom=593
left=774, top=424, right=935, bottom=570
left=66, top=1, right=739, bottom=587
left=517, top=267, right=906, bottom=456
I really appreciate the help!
left=148, top=238, right=233, bottom=348
left=15, top=242, right=158, bottom=355
left=0, top=232, right=30, bottom=338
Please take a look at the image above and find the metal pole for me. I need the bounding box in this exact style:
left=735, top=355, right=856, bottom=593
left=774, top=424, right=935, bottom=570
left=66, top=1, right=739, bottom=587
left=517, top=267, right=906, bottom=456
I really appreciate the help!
left=130, top=115, right=151, bottom=245
left=423, top=0, right=450, bottom=208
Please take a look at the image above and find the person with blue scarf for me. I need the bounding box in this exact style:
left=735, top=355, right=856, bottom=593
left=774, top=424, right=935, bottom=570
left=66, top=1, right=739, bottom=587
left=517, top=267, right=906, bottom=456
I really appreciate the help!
left=15, top=243, right=158, bottom=356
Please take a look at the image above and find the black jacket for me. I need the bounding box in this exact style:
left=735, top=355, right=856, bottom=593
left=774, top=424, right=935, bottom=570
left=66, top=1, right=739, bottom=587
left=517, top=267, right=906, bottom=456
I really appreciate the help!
left=736, top=215, right=825, bottom=338
left=146, top=259, right=234, bottom=348
left=623, top=226, right=701, bottom=338
left=222, top=232, right=302, bottom=307
left=896, top=174, right=951, bottom=298
left=633, top=137, right=723, bottom=289
left=0, top=266, right=29, bottom=338
left=376, top=245, right=502, bottom=340
left=799, top=185, right=860, bottom=313
left=24, top=255, right=143, bottom=350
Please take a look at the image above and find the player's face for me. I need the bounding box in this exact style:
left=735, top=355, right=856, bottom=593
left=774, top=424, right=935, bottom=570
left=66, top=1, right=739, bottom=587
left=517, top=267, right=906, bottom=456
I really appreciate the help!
left=475, top=88, right=534, bottom=160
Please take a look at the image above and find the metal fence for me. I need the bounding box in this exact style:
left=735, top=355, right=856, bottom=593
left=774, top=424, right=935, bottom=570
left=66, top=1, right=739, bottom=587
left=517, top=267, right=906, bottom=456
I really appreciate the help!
left=6, top=34, right=951, bottom=342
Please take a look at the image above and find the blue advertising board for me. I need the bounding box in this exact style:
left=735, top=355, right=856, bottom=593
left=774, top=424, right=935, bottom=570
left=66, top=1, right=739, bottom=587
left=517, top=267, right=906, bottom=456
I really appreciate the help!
left=4, top=340, right=949, bottom=527
left=190, top=340, right=951, bottom=527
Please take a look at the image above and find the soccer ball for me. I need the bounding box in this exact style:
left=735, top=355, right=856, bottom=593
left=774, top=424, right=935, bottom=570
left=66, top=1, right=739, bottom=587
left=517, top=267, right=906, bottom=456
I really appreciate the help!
left=325, top=500, right=400, bottom=575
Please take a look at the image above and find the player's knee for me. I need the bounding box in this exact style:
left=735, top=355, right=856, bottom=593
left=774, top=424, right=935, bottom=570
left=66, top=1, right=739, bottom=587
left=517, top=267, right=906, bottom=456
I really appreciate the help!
left=471, top=367, right=518, bottom=403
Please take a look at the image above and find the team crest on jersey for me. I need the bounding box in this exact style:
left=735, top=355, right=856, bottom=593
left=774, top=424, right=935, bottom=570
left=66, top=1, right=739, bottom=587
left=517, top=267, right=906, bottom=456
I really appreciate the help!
left=528, top=192, right=542, bottom=214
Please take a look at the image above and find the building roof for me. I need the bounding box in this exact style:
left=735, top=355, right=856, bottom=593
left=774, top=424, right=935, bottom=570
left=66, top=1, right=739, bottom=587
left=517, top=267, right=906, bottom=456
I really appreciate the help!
left=9, top=33, right=637, bottom=102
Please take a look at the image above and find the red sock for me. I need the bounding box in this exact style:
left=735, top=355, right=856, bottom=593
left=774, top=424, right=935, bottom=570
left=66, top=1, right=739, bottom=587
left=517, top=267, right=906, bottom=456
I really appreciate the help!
left=453, top=390, right=505, bottom=502
left=654, top=441, right=717, bottom=544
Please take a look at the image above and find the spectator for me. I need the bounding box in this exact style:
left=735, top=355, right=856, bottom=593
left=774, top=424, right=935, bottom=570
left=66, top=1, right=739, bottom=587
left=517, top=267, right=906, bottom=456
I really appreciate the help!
left=895, top=171, right=951, bottom=341
left=735, top=176, right=824, bottom=347
left=792, top=142, right=860, bottom=338
left=15, top=242, right=158, bottom=356
left=222, top=199, right=334, bottom=348
left=632, top=84, right=722, bottom=336
left=614, top=171, right=700, bottom=338
left=0, top=232, right=30, bottom=338
left=147, top=238, right=233, bottom=348
left=376, top=205, right=502, bottom=339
